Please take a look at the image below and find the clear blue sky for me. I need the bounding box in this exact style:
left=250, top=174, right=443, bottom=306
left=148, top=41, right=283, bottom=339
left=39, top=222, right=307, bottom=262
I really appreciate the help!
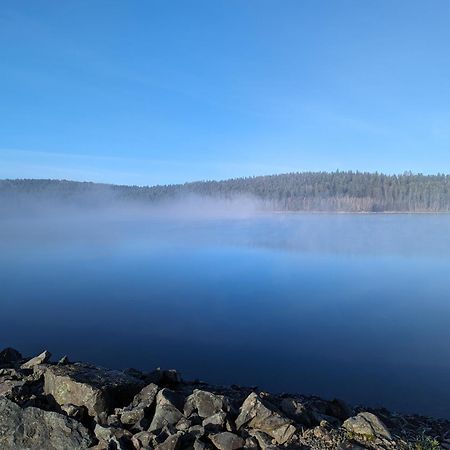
left=1, top=1, right=450, bottom=185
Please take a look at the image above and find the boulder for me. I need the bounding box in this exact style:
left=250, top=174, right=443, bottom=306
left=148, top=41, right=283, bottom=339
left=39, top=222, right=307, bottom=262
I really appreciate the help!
left=185, top=389, right=230, bottom=418
left=119, top=382, right=159, bottom=430
left=21, top=350, right=51, bottom=369
left=131, top=382, right=159, bottom=408
left=235, top=393, right=296, bottom=445
left=149, top=388, right=185, bottom=432
left=202, top=411, right=227, bottom=431
left=0, top=397, right=93, bottom=449
left=343, top=412, right=392, bottom=440
left=43, top=363, right=145, bottom=416
left=210, top=431, right=244, bottom=450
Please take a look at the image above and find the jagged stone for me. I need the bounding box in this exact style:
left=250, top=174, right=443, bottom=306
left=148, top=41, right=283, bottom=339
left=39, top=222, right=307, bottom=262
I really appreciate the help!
left=0, top=379, right=27, bottom=397
left=235, top=393, right=296, bottom=445
left=94, top=424, right=133, bottom=444
left=185, top=389, right=230, bottom=418
left=247, top=430, right=275, bottom=450
left=176, top=416, right=192, bottom=430
left=58, top=355, right=70, bottom=365
left=149, top=388, right=185, bottom=432
left=343, top=412, right=392, bottom=440
left=194, top=439, right=213, bottom=450
left=210, top=431, right=245, bottom=450
left=202, top=410, right=227, bottom=431
left=0, top=397, right=93, bottom=449
left=43, top=363, right=145, bottom=416
left=132, top=430, right=154, bottom=448
left=132, top=382, right=159, bottom=407
left=280, top=397, right=313, bottom=426
left=60, top=402, right=88, bottom=421
left=21, top=350, right=51, bottom=369
left=154, top=432, right=183, bottom=450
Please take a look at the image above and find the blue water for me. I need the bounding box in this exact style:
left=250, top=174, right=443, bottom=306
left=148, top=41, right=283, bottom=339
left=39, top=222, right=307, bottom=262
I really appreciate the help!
left=1, top=213, right=449, bottom=418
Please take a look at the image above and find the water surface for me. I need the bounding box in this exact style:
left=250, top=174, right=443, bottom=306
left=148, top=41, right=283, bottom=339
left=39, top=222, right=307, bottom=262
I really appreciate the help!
left=1, top=213, right=449, bottom=418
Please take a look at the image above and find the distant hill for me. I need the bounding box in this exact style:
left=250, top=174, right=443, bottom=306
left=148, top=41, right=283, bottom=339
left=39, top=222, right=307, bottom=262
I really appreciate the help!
left=2, top=171, right=450, bottom=212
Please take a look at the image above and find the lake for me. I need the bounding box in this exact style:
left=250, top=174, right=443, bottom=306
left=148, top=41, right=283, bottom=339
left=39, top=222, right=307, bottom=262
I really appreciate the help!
left=1, top=212, right=449, bottom=418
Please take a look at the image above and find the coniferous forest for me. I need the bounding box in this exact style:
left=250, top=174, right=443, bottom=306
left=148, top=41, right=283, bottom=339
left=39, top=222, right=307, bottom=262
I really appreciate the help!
left=2, top=171, right=450, bottom=212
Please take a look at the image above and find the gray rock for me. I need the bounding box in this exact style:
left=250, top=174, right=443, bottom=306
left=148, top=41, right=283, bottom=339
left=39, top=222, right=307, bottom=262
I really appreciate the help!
left=0, top=379, right=27, bottom=397
left=154, top=432, right=183, bottom=450
left=119, top=382, right=159, bottom=430
left=21, top=350, right=51, bottom=369
left=132, top=382, right=159, bottom=407
left=149, top=389, right=185, bottom=432
left=210, top=431, right=245, bottom=450
left=132, top=430, right=154, bottom=448
left=194, top=439, right=213, bottom=450
left=243, top=436, right=259, bottom=449
left=175, top=416, right=192, bottom=431
left=343, top=412, right=392, bottom=440
left=247, top=430, right=275, bottom=450
left=235, top=393, right=296, bottom=445
left=280, top=397, right=312, bottom=426
left=43, top=363, right=145, bottom=416
left=60, top=402, right=88, bottom=421
left=0, top=397, right=93, bottom=449
left=202, top=411, right=227, bottom=431
left=94, top=423, right=133, bottom=444
left=58, top=355, right=70, bottom=365
left=185, top=389, right=230, bottom=418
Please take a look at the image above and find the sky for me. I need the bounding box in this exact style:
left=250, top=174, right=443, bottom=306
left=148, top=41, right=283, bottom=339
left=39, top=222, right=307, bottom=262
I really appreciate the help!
left=1, top=0, right=450, bottom=186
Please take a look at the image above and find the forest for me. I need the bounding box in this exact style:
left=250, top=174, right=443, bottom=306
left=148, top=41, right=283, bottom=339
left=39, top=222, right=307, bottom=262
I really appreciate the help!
left=2, top=171, right=450, bottom=212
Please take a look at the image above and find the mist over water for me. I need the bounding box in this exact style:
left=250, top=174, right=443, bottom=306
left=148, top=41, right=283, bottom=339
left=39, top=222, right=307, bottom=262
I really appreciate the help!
left=1, top=199, right=450, bottom=418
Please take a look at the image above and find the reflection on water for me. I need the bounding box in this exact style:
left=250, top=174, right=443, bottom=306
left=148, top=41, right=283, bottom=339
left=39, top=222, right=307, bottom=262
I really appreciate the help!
left=1, top=213, right=450, bottom=418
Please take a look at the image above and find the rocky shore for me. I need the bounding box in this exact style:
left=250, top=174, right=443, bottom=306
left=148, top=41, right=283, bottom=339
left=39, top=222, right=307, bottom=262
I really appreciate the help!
left=0, top=348, right=448, bottom=450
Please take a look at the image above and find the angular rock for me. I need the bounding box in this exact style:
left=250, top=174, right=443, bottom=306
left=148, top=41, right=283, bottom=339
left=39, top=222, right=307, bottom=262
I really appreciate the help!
left=58, top=355, right=70, bottom=365
left=132, top=382, right=159, bottom=408
left=61, top=403, right=88, bottom=422
left=21, top=350, right=51, bottom=369
left=194, top=439, right=213, bottom=450
left=155, top=432, right=183, bottom=450
left=149, top=388, right=185, bottom=432
left=280, top=397, right=312, bottom=426
left=343, top=412, right=392, bottom=440
left=0, top=379, right=27, bottom=397
left=202, top=411, right=227, bottom=431
left=185, top=389, right=230, bottom=418
left=247, top=430, right=275, bottom=450
left=0, top=348, right=22, bottom=366
left=235, top=393, right=296, bottom=445
left=132, top=430, right=154, bottom=449
left=119, top=382, right=159, bottom=430
left=0, top=397, right=93, bottom=449
left=210, top=431, right=244, bottom=450
left=94, top=423, right=133, bottom=444
left=43, top=363, right=145, bottom=416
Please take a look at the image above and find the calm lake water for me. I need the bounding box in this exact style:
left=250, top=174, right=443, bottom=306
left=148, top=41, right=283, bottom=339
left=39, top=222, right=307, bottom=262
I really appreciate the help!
left=1, top=213, right=449, bottom=418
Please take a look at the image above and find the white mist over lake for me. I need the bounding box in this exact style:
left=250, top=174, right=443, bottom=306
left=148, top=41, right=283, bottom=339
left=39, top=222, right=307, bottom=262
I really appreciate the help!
left=1, top=211, right=449, bottom=418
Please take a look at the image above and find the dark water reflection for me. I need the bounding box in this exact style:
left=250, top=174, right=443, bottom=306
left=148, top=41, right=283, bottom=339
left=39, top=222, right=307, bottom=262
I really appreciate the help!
left=1, top=213, right=449, bottom=418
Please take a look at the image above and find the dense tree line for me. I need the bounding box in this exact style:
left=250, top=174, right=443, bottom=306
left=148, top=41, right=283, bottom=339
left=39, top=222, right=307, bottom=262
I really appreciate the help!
left=2, top=171, right=450, bottom=212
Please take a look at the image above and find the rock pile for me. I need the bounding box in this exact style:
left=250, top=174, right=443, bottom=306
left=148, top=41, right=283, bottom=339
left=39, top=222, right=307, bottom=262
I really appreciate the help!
left=0, top=347, right=448, bottom=449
